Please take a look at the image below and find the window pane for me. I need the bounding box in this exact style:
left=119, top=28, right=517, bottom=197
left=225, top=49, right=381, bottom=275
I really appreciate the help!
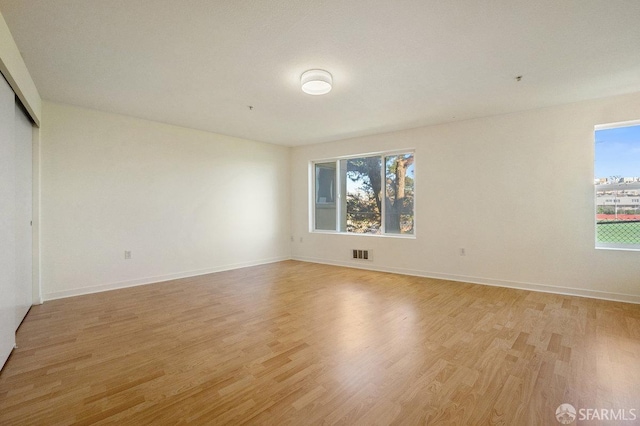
left=385, top=153, right=415, bottom=234
left=342, top=156, right=382, bottom=234
left=315, top=162, right=336, bottom=230
left=595, top=124, right=640, bottom=249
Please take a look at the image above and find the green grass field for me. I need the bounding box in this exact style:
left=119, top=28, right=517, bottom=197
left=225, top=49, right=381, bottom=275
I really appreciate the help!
left=596, top=221, right=640, bottom=244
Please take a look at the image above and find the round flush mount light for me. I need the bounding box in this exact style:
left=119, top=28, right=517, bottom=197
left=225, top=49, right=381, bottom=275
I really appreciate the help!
left=301, top=69, right=332, bottom=95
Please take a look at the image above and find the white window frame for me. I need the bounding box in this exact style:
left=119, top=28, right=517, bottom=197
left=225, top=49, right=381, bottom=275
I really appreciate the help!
left=310, top=149, right=416, bottom=238
left=594, top=119, right=640, bottom=251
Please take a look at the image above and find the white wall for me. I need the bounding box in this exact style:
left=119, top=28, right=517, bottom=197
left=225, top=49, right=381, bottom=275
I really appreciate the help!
left=40, top=102, right=291, bottom=300
left=0, top=11, right=40, bottom=125
left=291, top=92, right=640, bottom=303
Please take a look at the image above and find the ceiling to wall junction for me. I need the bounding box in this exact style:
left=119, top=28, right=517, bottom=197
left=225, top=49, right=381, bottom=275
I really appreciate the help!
left=1, top=0, right=640, bottom=146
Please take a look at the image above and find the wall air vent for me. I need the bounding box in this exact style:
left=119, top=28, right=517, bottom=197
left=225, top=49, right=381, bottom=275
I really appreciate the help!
left=352, top=249, right=371, bottom=261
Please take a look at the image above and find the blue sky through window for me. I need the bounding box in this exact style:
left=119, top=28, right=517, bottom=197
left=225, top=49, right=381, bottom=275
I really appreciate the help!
left=595, top=124, right=640, bottom=179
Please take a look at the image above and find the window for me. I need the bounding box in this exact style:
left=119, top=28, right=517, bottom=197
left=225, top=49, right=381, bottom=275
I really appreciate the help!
left=314, top=162, right=337, bottom=231
left=594, top=121, right=640, bottom=250
left=345, top=155, right=383, bottom=233
left=312, top=151, right=414, bottom=236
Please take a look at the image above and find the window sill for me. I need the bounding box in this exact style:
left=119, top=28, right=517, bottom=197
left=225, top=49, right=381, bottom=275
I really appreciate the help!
left=311, top=230, right=416, bottom=239
left=595, top=244, right=640, bottom=252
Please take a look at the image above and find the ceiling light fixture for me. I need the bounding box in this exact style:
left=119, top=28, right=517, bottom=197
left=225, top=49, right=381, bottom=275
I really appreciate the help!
left=301, top=69, right=332, bottom=95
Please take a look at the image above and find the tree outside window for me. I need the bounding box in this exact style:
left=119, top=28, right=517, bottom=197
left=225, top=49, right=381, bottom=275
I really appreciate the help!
left=313, top=151, right=414, bottom=236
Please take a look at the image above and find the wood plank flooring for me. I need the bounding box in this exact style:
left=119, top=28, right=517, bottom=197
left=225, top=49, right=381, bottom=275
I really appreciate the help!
left=1, top=260, right=639, bottom=425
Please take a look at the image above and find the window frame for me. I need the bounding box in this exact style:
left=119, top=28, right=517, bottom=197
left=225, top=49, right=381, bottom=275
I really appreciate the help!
left=310, top=149, right=416, bottom=238
left=594, top=119, right=640, bottom=251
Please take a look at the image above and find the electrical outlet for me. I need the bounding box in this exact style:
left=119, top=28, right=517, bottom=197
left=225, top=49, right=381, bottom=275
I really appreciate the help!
left=459, top=248, right=466, bottom=256
left=124, top=250, right=131, bottom=259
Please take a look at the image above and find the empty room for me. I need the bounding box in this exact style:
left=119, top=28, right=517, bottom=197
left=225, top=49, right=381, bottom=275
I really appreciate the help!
left=1, top=1, right=639, bottom=425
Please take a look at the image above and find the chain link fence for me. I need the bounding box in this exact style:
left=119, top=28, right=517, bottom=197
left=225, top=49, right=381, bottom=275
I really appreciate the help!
left=596, top=220, right=640, bottom=245
left=596, top=195, right=640, bottom=245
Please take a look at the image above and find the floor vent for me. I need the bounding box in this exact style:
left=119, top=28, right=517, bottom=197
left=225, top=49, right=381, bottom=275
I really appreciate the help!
left=352, top=249, right=371, bottom=260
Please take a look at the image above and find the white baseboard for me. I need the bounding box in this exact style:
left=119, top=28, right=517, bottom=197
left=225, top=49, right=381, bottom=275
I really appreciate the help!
left=42, top=255, right=640, bottom=305
left=292, top=255, right=640, bottom=305
left=43, top=256, right=290, bottom=301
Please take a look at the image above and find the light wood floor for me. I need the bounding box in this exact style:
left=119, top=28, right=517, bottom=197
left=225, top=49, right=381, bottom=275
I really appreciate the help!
left=1, top=261, right=639, bottom=425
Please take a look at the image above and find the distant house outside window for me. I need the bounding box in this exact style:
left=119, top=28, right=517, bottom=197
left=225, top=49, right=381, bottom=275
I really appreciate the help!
left=594, top=121, right=640, bottom=250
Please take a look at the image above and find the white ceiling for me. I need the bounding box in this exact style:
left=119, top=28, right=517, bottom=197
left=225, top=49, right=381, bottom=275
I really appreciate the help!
left=1, top=1, right=640, bottom=146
